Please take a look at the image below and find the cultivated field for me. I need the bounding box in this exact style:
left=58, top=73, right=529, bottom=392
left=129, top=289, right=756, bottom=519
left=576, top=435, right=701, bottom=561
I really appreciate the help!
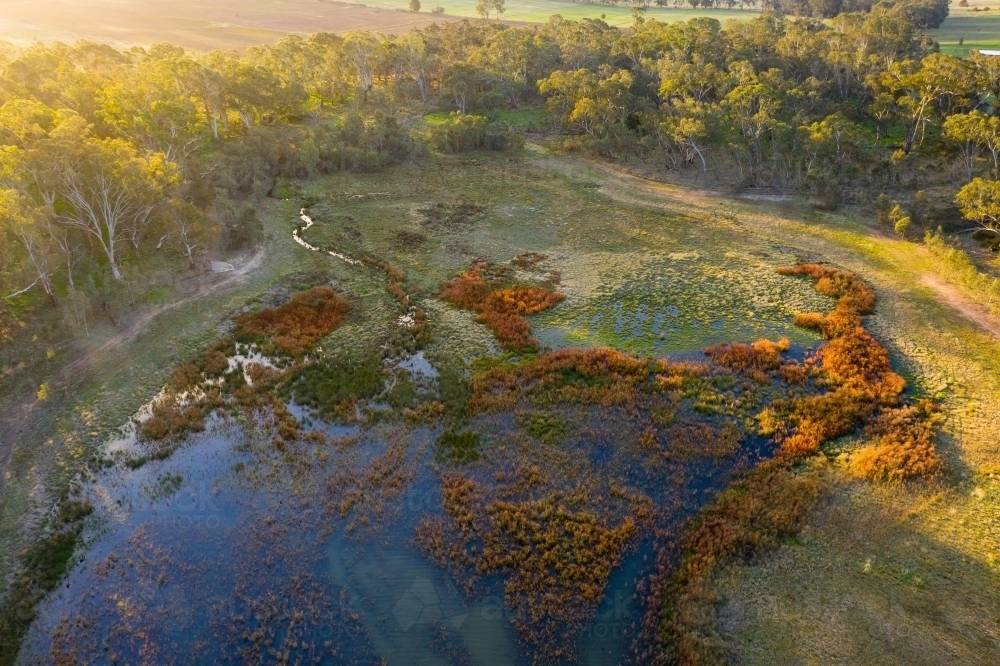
left=0, top=0, right=764, bottom=49
left=1, top=0, right=991, bottom=57
left=0, top=0, right=460, bottom=50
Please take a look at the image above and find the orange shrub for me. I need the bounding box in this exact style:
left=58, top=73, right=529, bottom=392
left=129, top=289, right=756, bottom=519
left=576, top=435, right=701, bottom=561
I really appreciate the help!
left=852, top=404, right=942, bottom=481
left=140, top=394, right=206, bottom=441
left=439, top=263, right=494, bottom=310
left=469, top=348, right=655, bottom=412
left=792, top=312, right=826, bottom=331
left=777, top=263, right=876, bottom=314
left=772, top=265, right=908, bottom=459
left=650, top=265, right=937, bottom=666
left=168, top=364, right=202, bottom=391
left=440, top=261, right=564, bottom=351
left=197, top=350, right=229, bottom=377
left=234, top=286, right=350, bottom=357
left=704, top=337, right=789, bottom=383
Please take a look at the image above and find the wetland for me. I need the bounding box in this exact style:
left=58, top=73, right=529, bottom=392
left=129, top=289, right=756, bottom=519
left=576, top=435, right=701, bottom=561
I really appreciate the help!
left=13, top=153, right=940, bottom=665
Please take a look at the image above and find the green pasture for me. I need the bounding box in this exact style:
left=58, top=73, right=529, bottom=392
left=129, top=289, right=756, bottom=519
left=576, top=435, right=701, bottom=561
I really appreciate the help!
left=357, top=0, right=763, bottom=27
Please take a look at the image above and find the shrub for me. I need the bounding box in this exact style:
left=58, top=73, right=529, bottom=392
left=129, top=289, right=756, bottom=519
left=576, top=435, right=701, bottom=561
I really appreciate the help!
left=55, top=500, right=93, bottom=525
left=168, top=364, right=202, bottom=391
left=288, top=355, right=383, bottom=422
left=426, top=112, right=522, bottom=153
left=439, top=261, right=564, bottom=351
left=197, top=350, right=229, bottom=377
left=469, top=347, right=655, bottom=412
left=234, top=286, right=350, bottom=357
left=777, top=264, right=875, bottom=314
left=22, top=527, right=81, bottom=593
left=139, top=393, right=207, bottom=441
left=704, top=337, right=789, bottom=383
left=479, top=496, right=637, bottom=662
left=436, top=429, right=481, bottom=463
left=852, top=404, right=942, bottom=481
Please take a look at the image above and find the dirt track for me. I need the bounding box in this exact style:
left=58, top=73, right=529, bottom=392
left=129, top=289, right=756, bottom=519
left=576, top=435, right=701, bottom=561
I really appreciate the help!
left=922, top=273, right=1000, bottom=340
left=0, top=246, right=266, bottom=490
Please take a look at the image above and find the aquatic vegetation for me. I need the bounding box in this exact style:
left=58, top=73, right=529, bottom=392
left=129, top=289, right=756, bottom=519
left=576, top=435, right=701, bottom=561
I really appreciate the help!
left=663, top=422, right=744, bottom=460
left=469, top=348, right=691, bottom=412
left=0, top=493, right=92, bottom=664
left=416, top=344, right=780, bottom=661
left=287, top=355, right=383, bottom=423
left=647, top=265, right=942, bottom=666
left=139, top=392, right=210, bottom=441
left=234, top=286, right=350, bottom=357
left=326, top=441, right=411, bottom=534
left=479, top=495, right=639, bottom=664
left=439, top=259, right=565, bottom=351
left=767, top=269, right=907, bottom=458
left=645, top=458, right=827, bottom=666
left=435, top=429, right=481, bottom=464
left=521, top=411, right=567, bottom=445
left=417, top=472, right=651, bottom=663
left=53, top=500, right=92, bottom=526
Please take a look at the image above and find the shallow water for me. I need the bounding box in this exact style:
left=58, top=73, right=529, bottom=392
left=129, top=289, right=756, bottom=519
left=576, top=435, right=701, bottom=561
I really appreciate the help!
left=18, top=170, right=818, bottom=664
left=532, top=249, right=828, bottom=355
left=20, top=382, right=776, bottom=666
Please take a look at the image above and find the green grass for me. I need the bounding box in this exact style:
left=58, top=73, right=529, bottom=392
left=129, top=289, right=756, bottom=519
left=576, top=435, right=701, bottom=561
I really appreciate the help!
left=436, top=428, right=482, bottom=463
left=930, top=12, right=1000, bottom=57
left=298, top=151, right=828, bottom=357
left=360, top=0, right=763, bottom=27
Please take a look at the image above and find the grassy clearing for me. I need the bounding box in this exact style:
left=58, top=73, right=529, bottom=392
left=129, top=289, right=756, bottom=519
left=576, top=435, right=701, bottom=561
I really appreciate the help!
left=298, top=152, right=829, bottom=359
left=359, top=0, right=764, bottom=28
left=930, top=9, right=1000, bottom=57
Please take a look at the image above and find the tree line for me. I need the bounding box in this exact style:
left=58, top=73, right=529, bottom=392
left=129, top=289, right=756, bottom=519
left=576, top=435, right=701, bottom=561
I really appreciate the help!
left=1, top=0, right=995, bottom=337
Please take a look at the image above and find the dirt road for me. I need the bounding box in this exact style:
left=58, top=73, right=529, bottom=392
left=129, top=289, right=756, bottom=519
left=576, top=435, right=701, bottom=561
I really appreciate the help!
left=0, top=246, right=266, bottom=490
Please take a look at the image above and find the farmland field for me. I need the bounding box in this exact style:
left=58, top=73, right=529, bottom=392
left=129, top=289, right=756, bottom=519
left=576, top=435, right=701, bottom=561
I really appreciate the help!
left=1, top=0, right=991, bottom=58
left=929, top=0, right=1000, bottom=56
left=0, top=0, right=761, bottom=49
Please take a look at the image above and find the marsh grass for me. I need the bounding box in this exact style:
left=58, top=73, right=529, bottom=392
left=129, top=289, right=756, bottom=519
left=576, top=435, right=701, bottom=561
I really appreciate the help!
left=12, top=151, right=988, bottom=666
left=647, top=265, right=943, bottom=665
left=435, top=429, right=481, bottom=464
